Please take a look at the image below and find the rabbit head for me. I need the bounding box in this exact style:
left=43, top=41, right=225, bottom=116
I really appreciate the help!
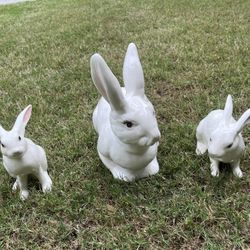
left=208, top=95, right=250, bottom=159
left=91, top=43, right=161, bottom=147
left=0, top=105, right=32, bottom=159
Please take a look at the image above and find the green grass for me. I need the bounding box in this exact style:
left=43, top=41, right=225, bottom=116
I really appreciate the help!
left=0, top=0, right=249, bottom=248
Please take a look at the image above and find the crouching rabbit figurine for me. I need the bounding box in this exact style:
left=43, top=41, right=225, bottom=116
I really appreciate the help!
left=0, top=105, right=52, bottom=200
left=196, top=95, right=250, bottom=177
left=90, top=43, right=161, bottom=181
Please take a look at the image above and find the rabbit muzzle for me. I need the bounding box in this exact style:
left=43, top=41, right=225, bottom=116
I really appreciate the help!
left=138, top=130, right=161, bottom=147
left=150, top=134, right=161, bottom=145
left=10, top=151, right=24, bottom=159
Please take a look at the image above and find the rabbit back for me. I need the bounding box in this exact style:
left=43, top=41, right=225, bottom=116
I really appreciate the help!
left=197, top=109, right=225, bottom=146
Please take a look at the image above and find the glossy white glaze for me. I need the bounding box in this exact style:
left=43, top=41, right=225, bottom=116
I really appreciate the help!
left=91, top=43, right=160, bottom=181
left=0, top=105, right=52, bottom=200
left=196, top=95, right=250, bottom=177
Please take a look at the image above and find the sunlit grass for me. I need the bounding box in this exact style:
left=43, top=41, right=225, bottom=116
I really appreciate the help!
left=0, top=0, right=249, bottom=248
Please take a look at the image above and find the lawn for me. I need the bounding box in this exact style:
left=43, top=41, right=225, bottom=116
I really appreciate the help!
left=0, top=0, right=249, bottom=249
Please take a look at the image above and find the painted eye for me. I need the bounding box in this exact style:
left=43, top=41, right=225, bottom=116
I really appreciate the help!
left=123, top=121, right=133, bottom=128
left=18, top=136, right=21, bottom=141
left=226, top=143, right=233, bottom=149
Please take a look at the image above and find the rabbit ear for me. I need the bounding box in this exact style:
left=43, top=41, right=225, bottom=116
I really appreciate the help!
left=123, top=43, right=145, bottom=97
left=91, top=53, right=127, bottom=113
left=223, top=95, right=233, bottom=123
left=233, top=109, right=250, bottom=134
left=12, top=105, right=32, bottom=136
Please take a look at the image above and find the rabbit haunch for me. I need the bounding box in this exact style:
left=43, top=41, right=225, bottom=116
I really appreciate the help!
left=0, top=105, right=52, bottom=200
left=91, top=43, right=160, bottom=181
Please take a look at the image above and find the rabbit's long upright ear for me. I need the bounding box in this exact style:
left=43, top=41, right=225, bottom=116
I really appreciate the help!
left=233, top=109, right=250, bottom=134
left=123, top=43, right=144, bottom=97
left=223, top=95, right=233, bottom=123
left=91, top=54, right=127, bottom=113
left=12, top=105, right=32, bottom=136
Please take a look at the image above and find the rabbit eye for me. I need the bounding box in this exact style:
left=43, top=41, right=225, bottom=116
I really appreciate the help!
left=226, top=143, right=233, bottom=149
left=1, top=143, right=5, bottom=148
left=123, top=121, right=133, bottom=128
left=18, top=136, right=21, bottom=141
left=209, top=138, right=212, bottom=142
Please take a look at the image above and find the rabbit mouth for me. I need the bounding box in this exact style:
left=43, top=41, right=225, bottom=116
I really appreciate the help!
left=138, top=137, right=158, bottom=147
left=10, top=151, right=23, bottom=159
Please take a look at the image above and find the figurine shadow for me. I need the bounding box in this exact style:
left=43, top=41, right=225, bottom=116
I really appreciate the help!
left=10, top=174, right=41, bottom=191
left=28, top=175, right=42, bottom=190
left=218, top=162, right=232, bottom=175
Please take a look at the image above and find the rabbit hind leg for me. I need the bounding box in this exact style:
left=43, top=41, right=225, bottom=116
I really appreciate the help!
left=36, top=167, right=52, bottom=193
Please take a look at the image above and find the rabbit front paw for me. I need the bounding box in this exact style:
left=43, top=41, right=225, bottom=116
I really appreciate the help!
left=20, top=190, right=29, bottom=200
left=139, top=158, right=159, bottom=178
left=12, top=180, right=19, bottom=191
left=42, top=182, right=52, bottom=193
left=233, top=166, right=243, bottom=178
left=210, top=158, right=219, bottom=177
left=211, top=168, right=219, bottom=177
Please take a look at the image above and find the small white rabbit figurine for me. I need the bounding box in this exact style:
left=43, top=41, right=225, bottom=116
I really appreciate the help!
left=0, top=105, right=52, bottom=200
left=90, top=43, right=161, bottom=181
left=196, top=95, right=250, bottom=177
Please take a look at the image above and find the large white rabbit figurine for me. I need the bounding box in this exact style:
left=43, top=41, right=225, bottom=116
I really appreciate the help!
left=0, top=105, right=52, bottom=200
left=196, top=95, right=250, bottom=177
left=90, top=43, right=161, bottom=181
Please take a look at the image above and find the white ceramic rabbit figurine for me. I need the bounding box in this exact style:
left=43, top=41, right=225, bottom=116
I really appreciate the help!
left=196, top=95, right=250, bottom=177
left=0, top=105, right=52, bottom=200
left=90, top=43, right=161, bottom=181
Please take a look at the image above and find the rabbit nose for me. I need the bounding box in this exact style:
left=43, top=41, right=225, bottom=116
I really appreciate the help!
left=153, top=135, right=160, bottom=143
left=151, top=132, right=161, bottom=144
left=154, top=130, right=161, bottom=140
left=151, top=137, right=158, bottom=145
